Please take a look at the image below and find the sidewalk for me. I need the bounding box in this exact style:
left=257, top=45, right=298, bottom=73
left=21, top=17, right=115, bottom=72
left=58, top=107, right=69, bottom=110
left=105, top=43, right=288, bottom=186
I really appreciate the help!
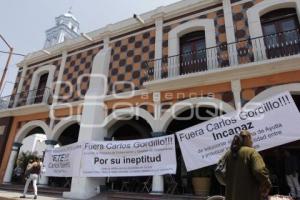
left=0, top=190, right=65, bottom=200
left=0, top=189, right=206, bottom=200
left=0, top=190, right=111, bottom=200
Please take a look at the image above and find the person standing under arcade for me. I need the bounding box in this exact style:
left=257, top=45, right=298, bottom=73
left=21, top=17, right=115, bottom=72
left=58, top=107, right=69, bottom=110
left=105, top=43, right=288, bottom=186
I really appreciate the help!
left=217, top=130, right=272, bottom=200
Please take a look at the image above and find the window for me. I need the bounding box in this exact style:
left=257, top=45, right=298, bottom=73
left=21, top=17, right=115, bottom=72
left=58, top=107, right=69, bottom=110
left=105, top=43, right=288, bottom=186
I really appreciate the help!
left=261, top=8, right=300, bottom=58
left=179, top=31, right=207, bottom=75
left=34, top=73, right=48, bottom=103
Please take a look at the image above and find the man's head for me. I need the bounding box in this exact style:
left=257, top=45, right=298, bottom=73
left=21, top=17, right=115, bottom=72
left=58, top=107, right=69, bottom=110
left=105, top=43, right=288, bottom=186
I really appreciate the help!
left=240, top=130, right=253, bottom=148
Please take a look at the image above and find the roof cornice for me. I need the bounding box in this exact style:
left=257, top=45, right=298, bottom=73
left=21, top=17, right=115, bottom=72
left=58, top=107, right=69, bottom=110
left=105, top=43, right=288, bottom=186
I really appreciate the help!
left=18, top=0, right=221, bottom=67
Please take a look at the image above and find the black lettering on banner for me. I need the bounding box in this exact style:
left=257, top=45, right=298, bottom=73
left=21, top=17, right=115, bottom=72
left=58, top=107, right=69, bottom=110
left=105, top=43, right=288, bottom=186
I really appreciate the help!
left=247, top=122, right=254, bottom=129
left=239, top=95, right=291, bottom=120
left=94, top=157, right=108, bottom=164
left=122, top=154, right=162, bottom=165
left=178, top=129, right=204, bottom=142
left=212, top=122, right=254, bottom=141
left=52, top=154, right=66, bottom=162
left=111, top=158, right=121, bottom=164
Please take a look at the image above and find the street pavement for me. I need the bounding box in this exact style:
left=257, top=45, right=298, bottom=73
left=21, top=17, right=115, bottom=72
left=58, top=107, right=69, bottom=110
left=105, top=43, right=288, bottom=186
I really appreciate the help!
left=0, top=189, right=207, bottom=200
left=0, top=190, right=66, bottom=200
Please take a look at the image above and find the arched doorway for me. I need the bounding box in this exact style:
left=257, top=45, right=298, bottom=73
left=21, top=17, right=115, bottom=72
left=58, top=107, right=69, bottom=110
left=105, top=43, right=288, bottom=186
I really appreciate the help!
left=180, top=31, right=207, bottom=74
left=6, top=121, right=49, bottom=185
left=244, top=86, right=300, bottom=195
left=18, top=127, right=47, bottom=159
left=165, top=106, right=225, bottom=196
left=48, top=122, right=80, bottom=188
left=108, top=119, right=152, bottom=140
left=34, top=72, right=49, bottom=103
left=260, top=93, right=300, bottom=195
left=16, top=130, right=46, bottom=184
left=57, top=123, right=80, bottom=146
left=106, top=117, right=153, bottom=192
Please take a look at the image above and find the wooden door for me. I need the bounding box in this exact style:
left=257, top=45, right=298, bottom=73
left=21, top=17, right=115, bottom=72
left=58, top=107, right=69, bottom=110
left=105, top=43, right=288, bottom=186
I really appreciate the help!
left=180, top=31, right=207, bottom=75
left=34, top=73, right=48, bottom=103
left=262, top=8, right=300, bottom=58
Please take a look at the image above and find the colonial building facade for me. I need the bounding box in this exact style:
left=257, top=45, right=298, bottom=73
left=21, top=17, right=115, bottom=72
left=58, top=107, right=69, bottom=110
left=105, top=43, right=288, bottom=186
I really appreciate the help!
left=0, top=0, right=300, bottom=199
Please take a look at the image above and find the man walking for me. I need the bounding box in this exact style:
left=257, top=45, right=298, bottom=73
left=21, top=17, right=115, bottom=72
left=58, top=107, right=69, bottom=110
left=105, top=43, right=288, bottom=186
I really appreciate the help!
left=20, top=158, right=42, bottom=199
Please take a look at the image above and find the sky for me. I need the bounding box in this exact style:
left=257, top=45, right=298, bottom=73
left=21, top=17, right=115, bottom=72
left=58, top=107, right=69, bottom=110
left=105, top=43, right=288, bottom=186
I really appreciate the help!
left=0, top=0, right=180, bottom=96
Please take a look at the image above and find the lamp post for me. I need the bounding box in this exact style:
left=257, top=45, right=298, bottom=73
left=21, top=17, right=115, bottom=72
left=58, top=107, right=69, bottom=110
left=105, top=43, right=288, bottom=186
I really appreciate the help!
left=0, top=34, right=13, bottom=92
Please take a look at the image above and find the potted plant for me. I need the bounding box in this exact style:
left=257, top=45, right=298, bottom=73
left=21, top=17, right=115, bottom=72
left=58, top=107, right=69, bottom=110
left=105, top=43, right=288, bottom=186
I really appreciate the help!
left=191, top=166, right=212, bottom=196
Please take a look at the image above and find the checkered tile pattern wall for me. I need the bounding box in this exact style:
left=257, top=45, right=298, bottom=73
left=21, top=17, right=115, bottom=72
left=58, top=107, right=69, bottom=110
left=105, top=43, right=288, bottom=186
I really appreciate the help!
left=9, top=69, right=23, bottom=107
left=163, top=10, right=227, bottom=57
left=161, top=9, right=229, bottom=77
left=59, top=46, right=103, bottom=103
left=11, top=69, right=22, bottom=95
left=232, top=0, right=263, bottom=64
left=17, top=59, right=61, bottom=107
left=108, top=30, right=156, bottom=94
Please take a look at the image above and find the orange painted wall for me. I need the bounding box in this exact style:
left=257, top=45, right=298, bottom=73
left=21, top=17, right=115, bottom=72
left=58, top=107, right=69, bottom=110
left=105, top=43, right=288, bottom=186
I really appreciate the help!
left=0, top=112, right=49, bottom=182
left=105, top=93, right=153, bottom=110
left=0, top=117, right=18, bottom=182
left=0, top=106, right=83, bottom=183
left=51, top=106, right=83, bottom=118
left=241, top=70, right=300, bottom=89
left=161, top=82, right=232, bottom=102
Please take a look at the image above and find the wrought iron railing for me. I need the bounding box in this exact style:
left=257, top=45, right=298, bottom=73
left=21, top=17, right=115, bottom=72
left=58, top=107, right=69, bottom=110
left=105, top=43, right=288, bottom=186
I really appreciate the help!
left=0, top=87, right=52, bottom=110
left=146, top=29, right=300, bottom=81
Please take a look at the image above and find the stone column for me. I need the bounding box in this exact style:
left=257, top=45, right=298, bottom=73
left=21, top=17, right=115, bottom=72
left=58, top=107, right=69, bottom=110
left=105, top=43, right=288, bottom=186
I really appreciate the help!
left=231, top=79, right=241, bottom=110
left=3, top=142, right=22, bottom=183
left=153, top=12, right=164, bottom=80
left=38, top=140, right=58, bottom=185
left=63, top=35, right=112, bottom=199
left=151, top=131, right=166, bottom=194
left=223, top=0, right=239, bottom=66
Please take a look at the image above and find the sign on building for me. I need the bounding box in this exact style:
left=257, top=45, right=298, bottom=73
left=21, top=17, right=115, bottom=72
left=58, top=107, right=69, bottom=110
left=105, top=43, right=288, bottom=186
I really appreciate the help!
left=176, top=92, right=300, bottom=171
left=44, top=135, right=176, bottom=177
left=81, top=135, right=176, bottom=177
left=44, top=143, right=82, bottom=177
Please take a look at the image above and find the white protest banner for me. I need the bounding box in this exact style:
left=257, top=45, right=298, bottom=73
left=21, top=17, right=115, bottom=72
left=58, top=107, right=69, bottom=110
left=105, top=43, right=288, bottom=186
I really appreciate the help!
left=176, top=92, right=300, bottom=171
left=44, top=143, right=82, bottom=177
left=80, top=135, right=176, bottom=177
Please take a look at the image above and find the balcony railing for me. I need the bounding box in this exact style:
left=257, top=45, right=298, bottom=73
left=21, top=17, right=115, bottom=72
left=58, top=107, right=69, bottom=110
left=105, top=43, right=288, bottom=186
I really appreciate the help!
left=146, top=29, right=300, bottom=81
left=0, top=87, right=52, bottom=110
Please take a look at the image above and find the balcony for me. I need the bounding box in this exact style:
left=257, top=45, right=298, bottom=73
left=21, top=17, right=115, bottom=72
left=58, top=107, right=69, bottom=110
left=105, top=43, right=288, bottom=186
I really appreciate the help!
left=0, top=87, right=52, bottom=111
left=146, top=29, right=300, bottom=82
